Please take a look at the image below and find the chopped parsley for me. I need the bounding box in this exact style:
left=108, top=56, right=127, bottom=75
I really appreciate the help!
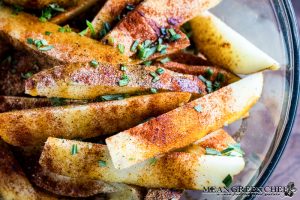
left=86, top=20, right=95, bottom=36
left=45, top=31, right=52, bottom=36
left=150, top=88, right=158, bottom=94
left=39, top=3, right=64, bottom=22
left=27, top=38, right=54, bottom=51
left=205, top=68, right=214, bottom=78
left=118, top=74, right=130, bottom=86
left=194, top=105, right=202, bottom=112
left=120, top=65, right=127, bottom=71
left=205, top=148, right=222, bottom=156
left=21, top=72, right=33, bottom=79
left=71, top=144, right=78, bottom=155
left=156, top=68, right=165, bottom=75
left=107, top=36, right=115, bottom=46
left=49, top=97, right=66, bottom=106
left=205, top=143, right=244, bottom=157
left=117, top=44, right=125, bottom=54
left=99, top=22, right=111, bottom=39
left=149, top=157, right=157, bottom=165
left=130, top=40, right=139, bottom=52
left=100, top=94, right=125, bottom=101
left=159, top=57, right=171, bottom=64
left=142, top=61, right=152, bottom=66
left=222, top=174, right=232, bottom=187
left=58, top=25, right=72, bottom=33
left=90, top=60, right=99, bottom=68
left=98, top=160, right=107, bottom=167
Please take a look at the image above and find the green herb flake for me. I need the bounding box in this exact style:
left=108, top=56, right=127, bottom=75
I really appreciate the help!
left=130, top=40, right=139, bottom=52
left=50, top=97, right=66, bottom=106
left=107, top=36, right=115, bottom=46
left=150, top=88, right=158, bottom=94
left=45, top=31, right=52, bottom=36
left=143, top=40, right=152, bottom=48
left=205, top=148, right=221, bottom=156
left=168, top=28, right=176, bottom=36
left=98, top=160, right=107, bottom=167
left=120, top=65, right=127, bottom=71
left=205, top=68, right=214, bottom=78
left=38, top=45, right=54, bottom=51
left=117, top=44, right=125, bottom=54
left=217, top=73, right=225, bottom=83
left=222, top=174, right=232, bottom=187
left=71, top=144, right=78, bottom=155
left=118, top=74, right=130, bottom=87
left=21, top=72, right=33, bottom=79
left=220, top=147, right=235, bottom=155
left=27, top=38, right=34, bottom=44
left=49, top=3, right=65, bottom=12
left=86, top=20, right=95, bottom=36
left=156, top=68, right=165, bottom=75
left=149, top=157, right=157, bottom=165
left=152, top=76, right=160, bottom=83
left=170, top=34, right=181, bottom=41
left=159, top=57, right=171, bottom=64
left=142, top=60, right=152, bottom=66
left=149, top=72, right=157, bottom=78
left=194, top=105, right=202, bottom=112
left=90, top=60, right=99, bottom=68
left=101, top=94, right=125, bottom=101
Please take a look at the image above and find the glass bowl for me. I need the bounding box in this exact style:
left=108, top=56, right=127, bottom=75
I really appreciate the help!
left=183, top=0, right=300, bottom=199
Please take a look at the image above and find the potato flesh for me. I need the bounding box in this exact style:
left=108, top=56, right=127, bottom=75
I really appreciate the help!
left=25, top=62, right=206, bottom=99
left=0, top=92, right=191, bottom=146
left=190, top=12, right=280, bottom=74
left=0, top=6, right=131, bottom=66
left=106, top=73, right=263, bottom=169
left=39, top=137, right=245, bottom=190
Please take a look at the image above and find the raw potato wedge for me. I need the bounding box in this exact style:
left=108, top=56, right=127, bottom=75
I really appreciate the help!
left=103, top=0, right=221, bottom=57
left=88, top=0, right=142, bottom=37
left=0, top=96, right=87, bottom=113
left=145, top=189, right=182, bottom=200
left=3, top=0, right=78, bottom=9
left=106, top=73, right=263, bottom=169
left=190, top=12, right=280, bottom=74
left=25, top=62, right=206, bottom=99
left=39, top=137, right=245, bottom=190
left=0, top=92, right=191, bottom=146
left=0, top=6, right=132, bottom=66
left=50, top=0, right=102, bottom=25
left=0, top=139, right=40, bottom=200
left=32, top=167, right=117, bottom=197
left=156, top=61, right=240, bottom=84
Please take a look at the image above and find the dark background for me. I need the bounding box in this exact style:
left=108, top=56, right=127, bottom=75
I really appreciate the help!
left=258, top=1, right=300, bottom=199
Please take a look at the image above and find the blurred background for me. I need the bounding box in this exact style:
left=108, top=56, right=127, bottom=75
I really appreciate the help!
left=259, top=1, right=300, bottom=199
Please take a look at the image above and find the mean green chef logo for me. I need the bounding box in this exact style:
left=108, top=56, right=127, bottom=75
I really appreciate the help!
left=203, top=182, right=297, bottom=198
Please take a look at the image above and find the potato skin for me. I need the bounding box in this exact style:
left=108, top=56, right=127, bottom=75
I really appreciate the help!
left=25, top=62, right=206, bottom=99
left=3, top=0, right=78, bottom=9
left=145, top=189, right=182, bottom=200
left=0, top=92, right=191, bottom=146
left=0, top=6, right=131, bottom=66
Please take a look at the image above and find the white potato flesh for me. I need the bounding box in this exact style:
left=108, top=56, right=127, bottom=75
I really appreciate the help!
left=106, top=73, right=263, bottom=169
left=190, top=12, right=280, bottom=74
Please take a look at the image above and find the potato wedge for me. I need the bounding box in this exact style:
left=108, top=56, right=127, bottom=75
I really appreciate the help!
left=106, top=73, right=263, bottom=169
left=25, top=62, right=206, bottom=99
left=103, top=0, right=221, bottom=57
left=88, top=0, right=142, bottom=37
left=167, top=51, right=212, bottom=66
left=39, top=137, right=245, bottom=190
left=0, top=96, right=87, bottom=113
left=145, top=189, right=182, bottom=200
left=32, top=167, right=117, bottom=197
left=0, top=39, right=10, bottom=61
left=3, top=0, right=77, bottom=9
left=50, top=0, right=102, bottom=25
left=190, top=12, right=280, bottom=74
left=0, top=92, right=191, bottom=146
left=155, top=61, right=240, bottom=84
left=0, top=6, right=132, bottom=65
left=0, top=139, right=39, bottom=200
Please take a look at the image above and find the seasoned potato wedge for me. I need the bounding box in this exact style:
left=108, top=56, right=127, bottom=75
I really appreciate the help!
left=32, top=167, right=117, bottom=197
left=3, top=0, right=77, bottom=9
left=106, top=73, right=263, bottom=169
left=0, top=39, right=10, bottom=60
left=145, top=189, right=182, bottom=200
left=155, top=61, right=240, bottom=84
left=88, top=0, right=142, bottom=37
left=50, top=0, right=101, bottom=25
left=0, top=96, right=87, bottom=113
left=190, top=12, right=280, bottom=74
left=0, top=6, right=132, bottom=65
left=25, top=62, right=206, bottom=99
left=103, top=0, right=221, bottom=57
left=0, top=92, right=191, bottom=146
left=0, top=139, right=39, bottom=200
left=39, top=137, right=245, bottom=190
left=167, top=51, right=212, bottom=66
